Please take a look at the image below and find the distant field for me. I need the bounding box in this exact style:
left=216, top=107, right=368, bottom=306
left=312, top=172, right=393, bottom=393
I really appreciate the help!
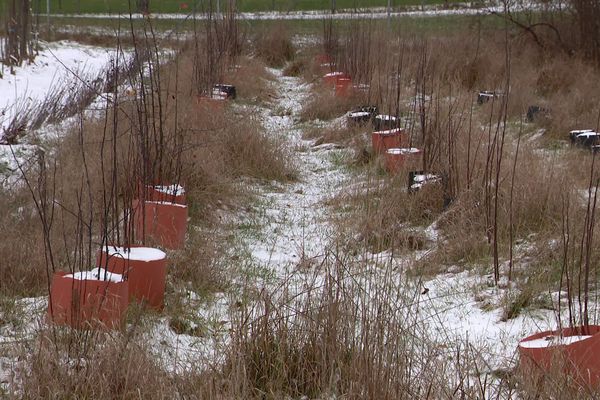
left=45, top=13, right=501, bottom=41
left=37, top=0, right=465, bottom=14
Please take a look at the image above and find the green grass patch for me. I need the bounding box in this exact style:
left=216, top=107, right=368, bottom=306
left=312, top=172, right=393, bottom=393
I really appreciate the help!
left=44, top=12, right=501, bottom=40
left=38, top=0, right=464, bottom=14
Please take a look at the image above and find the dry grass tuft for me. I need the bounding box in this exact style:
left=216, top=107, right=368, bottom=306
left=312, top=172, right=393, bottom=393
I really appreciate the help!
left=300, top=87, right=367, bottom=122
left=224, top=56, right=276, bottom=104
left=254, top=23, right=295, bottom=68
left=282, top=58, right=306, bottom=77
left=17, top=328, right=173, bottom=399
left=0, top=191, right=47, bottom=297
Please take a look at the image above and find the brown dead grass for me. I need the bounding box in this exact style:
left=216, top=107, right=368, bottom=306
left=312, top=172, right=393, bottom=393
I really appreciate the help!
left=254, top=23, right=295, bottom=68
left=0, top=43, right=294, bottom=300
left=223, top=56, right=276, bottom=104
left=16, top=326, right=174, bottom=399
left=320, top=27, right=600, bottom=285
left=303, top=123, right=370, bottom=148
left=0, top=191, right=47, bottom=297
left=8, top=18, right=600, bottom=400
left=300, top=85, right=368, bottom=122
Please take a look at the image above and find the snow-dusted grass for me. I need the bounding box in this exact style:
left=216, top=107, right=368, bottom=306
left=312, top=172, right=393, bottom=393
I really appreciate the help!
left=4, top=21, right=600, bottom=397
left=0, top=40, right=141, bottom=188
left=175, top=63, right=552, bottom=397
left=0, top=40, right=119, bottom=135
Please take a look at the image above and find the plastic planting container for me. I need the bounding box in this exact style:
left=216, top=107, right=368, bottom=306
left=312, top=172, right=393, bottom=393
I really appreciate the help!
left=570, top=130, right=600, bottom=147
left=133, top=200, right=188, bottom=250
left=335, top=78, right=352, bottom=97
left=518, top=325, right=600, bottom=388
left=384, top=148, right=423, bottom=174
left=347, top=106, right=378, bottom=126
left=48, top=269, right=129, bottom=330
left=347, top=111, right=372, bottom=126
left=373, top=114, right=399, bottom=132
left=98, top=246, right=167, bottom=310
left=408, top=171, right=442, bottom=193
left=213, top=84, right=236, bottom=100
left=477, top=91, right=497, bottom=104
left=372, top=128, right=408, bottom=154
left=143, top=183, right=186, bottom=205
left=323, top=72, right=350, bottom=87
left=569, top=129, right=594, bottom=142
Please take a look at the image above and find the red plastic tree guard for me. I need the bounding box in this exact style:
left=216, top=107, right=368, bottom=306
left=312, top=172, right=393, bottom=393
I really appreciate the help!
left=97, top=246, right=168, bottom=310
left=372, top=128, right=408, bottom=154
left=384, top=148, right=423, bottom=174
left=133, top=200, right=188, bottom=250
left=48, top=271, right=129, bottom=330
left=519, top=325, right=600, bottom=388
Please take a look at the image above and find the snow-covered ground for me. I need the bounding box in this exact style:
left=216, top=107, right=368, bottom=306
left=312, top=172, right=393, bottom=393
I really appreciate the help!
left=239, top=68, right=560, bottom=378
left=141, top=67, right=349, bottom=373
left=254, top=70, right=555, bottom=368
left=0, top=38, right=574, bottom=395
left=243, top=68, right=347, bottom=273
left=140, top=65, right=558, bottom=384
left=0, top=40, right=120, bottom=134
left=0, top=41, right=128, bottom=186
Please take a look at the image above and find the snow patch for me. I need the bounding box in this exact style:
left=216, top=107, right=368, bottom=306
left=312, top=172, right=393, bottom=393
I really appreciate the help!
left=105, top=246, right=167, bottom=262
left=520, top=335, right=592, bottom=348
left=387, top=147, right=421, bottom=155
left=144, top=200, right=188, bottom=208
left=152, top=184, right=185, bottom=196
left=65, top=267, right=124, bottom=282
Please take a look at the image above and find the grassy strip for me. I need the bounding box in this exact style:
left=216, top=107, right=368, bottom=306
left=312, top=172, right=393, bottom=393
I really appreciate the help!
left=37, top=0, right=464, bottom=14
left=45, top=13, right=500, bottom=40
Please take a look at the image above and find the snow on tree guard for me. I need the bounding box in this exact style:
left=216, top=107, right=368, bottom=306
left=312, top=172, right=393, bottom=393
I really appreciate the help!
left=372, top=128, right=407, bottom=154
left=323, top=71, right=350, bottom=87
left=143, top=183, right=186, bottom=205
left=373, top=114, right=399, bottom=132
left=408, top=171, right=442, bottom=193
left=347, top=106, right=378, bottom=126
left=569, top=129, right=594, bottom=142
left=518, top=325, right=600, bottom=388
left=48, top=269, right=129, bottom=330
left=572, top=131, right=600, bottom=147
left=97, top=246, right=168, bottom=310
left=384, top=147, right=422, bottom=174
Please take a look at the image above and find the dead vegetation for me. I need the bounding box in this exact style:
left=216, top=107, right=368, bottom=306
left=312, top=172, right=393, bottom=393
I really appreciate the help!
left=5, top=6, right=600, bottom=400
left=297, top=24, right=600, bottom=294
left=254, top=22, right=295, bottom=68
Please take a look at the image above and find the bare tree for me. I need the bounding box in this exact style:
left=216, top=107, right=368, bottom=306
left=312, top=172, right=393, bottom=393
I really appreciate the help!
left=2, top=0, right=32, bottom=68
left=572, top=0, right=600, bottom=63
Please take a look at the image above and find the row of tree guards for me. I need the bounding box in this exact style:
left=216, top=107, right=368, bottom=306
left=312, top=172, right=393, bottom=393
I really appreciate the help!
left=46, top=79, right=236, bottom=329
left=318, top=51, right=600, bottom=390
left=38, top=1, right=239, bottom=328
left=318, top=54, right=439, bottom=192
left=48, top=185, right=188, bottom=329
